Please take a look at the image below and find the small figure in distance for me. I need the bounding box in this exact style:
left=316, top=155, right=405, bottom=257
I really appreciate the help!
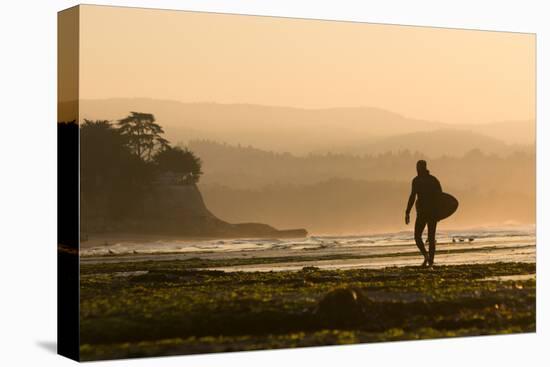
left=405, top=160, right=442, bottom=267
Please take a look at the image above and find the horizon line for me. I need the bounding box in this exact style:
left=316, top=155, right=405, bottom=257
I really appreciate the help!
left=73, top=97, right=536, bottom=126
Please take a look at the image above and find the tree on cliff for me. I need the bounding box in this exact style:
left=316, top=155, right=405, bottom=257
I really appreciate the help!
left=80, top=117, right=206, bottom=230
left=153, top=146, right=203, bottom=184
left=118, top=112, right=170, bottom=161
left=80, top=119, right=154, bottom=220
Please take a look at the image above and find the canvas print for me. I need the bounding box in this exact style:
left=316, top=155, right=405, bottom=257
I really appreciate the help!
left=57, top=5, right=536, bottom=362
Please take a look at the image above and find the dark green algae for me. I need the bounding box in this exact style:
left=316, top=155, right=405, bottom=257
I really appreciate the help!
left=79, top=260, right=535, bottom=361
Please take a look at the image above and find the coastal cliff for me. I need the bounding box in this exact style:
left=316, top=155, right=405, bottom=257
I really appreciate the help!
left=82, top=183, right=307, bottom=238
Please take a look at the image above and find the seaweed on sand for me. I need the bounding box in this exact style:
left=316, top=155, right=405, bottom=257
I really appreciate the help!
left=79, top=261, right=535, bottom=361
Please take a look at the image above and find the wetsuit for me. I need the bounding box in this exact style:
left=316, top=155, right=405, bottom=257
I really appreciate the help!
left=406, top=170, right=442, bottom=264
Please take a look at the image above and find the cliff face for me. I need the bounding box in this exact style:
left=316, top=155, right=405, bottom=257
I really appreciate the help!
left=84, top=183, right=307, bottom=238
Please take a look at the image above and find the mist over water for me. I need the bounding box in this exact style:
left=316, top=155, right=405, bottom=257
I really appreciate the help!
left=77, top=99, right=535, bottom=235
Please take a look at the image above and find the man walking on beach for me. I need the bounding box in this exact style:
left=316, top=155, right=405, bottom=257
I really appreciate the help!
left=405, top=160, right=442, bottom=267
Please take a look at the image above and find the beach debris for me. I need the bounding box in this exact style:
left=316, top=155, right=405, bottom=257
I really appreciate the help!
left=452, top=236, right=474, bottom=243
left=113, top=270, right=149, bottom=278
left=315, top=287, right=377, bottom=327
left=301, top=266, right=320, bottom=272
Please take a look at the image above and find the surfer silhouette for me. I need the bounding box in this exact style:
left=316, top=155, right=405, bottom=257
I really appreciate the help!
left=405, top=160, right=442, bottom=267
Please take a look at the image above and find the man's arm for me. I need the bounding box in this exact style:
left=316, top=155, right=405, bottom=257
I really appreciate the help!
left=405, top=179, right=416, bottom=224
left=435, top=177, right=443, bottom=193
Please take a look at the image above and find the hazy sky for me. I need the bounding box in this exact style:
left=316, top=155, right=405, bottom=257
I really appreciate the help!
left=78, top=5, right=535, bottom=125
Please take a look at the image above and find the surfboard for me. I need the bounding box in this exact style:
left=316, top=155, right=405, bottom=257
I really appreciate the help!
left=436, top=193, right=459, bottom=221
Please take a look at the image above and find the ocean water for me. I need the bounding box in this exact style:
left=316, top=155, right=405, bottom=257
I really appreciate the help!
left=80, top=226, right=536, bottom=271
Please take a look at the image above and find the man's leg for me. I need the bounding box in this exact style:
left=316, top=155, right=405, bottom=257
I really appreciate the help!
left=414, top=215, right=428, bottom=265
left=427, top=219, right=438, bottom=266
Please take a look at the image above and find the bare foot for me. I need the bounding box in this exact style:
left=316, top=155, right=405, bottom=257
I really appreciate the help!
left=421, top=255, right=429, bottom=267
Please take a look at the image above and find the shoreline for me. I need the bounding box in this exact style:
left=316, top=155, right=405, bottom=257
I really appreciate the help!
left=80, top=224, right=535, bottom=249
left=79, top=234, right=535, bottom=272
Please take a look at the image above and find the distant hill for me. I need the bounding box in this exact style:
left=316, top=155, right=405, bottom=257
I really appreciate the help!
left=75, top=98, right=535, bottom=155
left=200, top=177, right=535, bottom=234
left=189, top=139, right=535, bottom=193
left=473, top=120, right=536, bottom=145
left=323, top=129, right=530, bottom=157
